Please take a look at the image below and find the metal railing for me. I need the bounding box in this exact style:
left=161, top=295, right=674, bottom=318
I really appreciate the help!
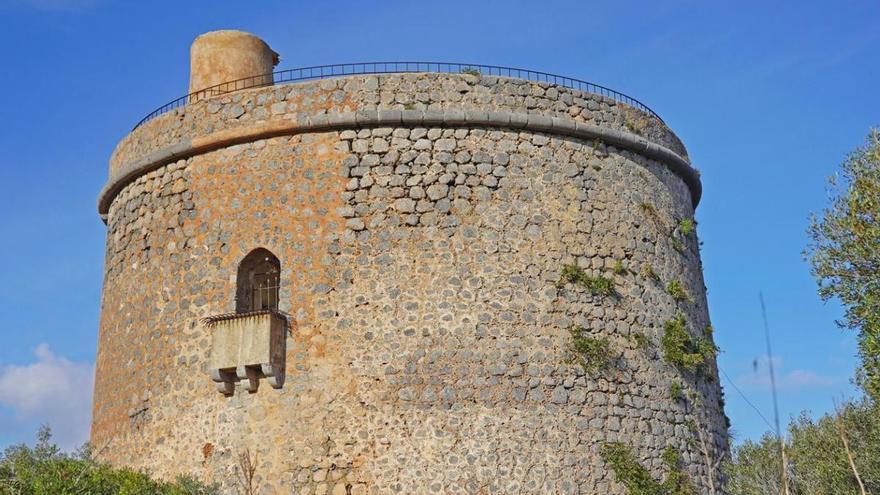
left=133, top=62, right=663, bottom=130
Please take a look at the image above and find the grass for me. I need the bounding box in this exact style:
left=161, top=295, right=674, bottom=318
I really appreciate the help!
left=613, top=260, right=628, bottom=275
left=459, top=66, right=481, bottom=76
left=568, top=326, right=613, bottom=374
left=557, top=264, right=616, bottom=297
left=641, top=263, right=660, bottom=282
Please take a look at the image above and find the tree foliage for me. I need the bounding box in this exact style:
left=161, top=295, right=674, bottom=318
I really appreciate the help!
left=726, top=399, right=880, bottom=494
left=726, top=432, right=786, bottom=495
left=806, top=128, right=880, bottom=399
left=0, top=426, right=218, bottom=495
left=730, top=129, right=880, bottom=495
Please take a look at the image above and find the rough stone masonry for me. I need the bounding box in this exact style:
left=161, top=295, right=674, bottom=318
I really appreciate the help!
left=91, top=30, right=728, bottom=494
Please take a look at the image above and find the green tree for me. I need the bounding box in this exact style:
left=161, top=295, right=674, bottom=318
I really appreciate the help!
left=725, top=433, right=785, bottom=495
left=787, top=399, right=879, bottom=494
left=0, top=426, right=218, bottom=495
left=727, top=399, right=880, bottom=494
left=806, top=128, right=880, bottom=400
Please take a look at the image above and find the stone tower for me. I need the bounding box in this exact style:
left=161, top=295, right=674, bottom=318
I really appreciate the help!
left=92, top=30, right=728, bottom=494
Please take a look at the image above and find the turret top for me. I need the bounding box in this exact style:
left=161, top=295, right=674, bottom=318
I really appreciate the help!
left=188, top=30, right=279, bottom=96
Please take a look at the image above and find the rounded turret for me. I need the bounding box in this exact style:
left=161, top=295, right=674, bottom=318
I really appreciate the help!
left=188, top=30, right=279, bottom=97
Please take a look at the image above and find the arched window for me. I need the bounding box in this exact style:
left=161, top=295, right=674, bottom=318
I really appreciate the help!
left=236, top=248, right=280, bottom=313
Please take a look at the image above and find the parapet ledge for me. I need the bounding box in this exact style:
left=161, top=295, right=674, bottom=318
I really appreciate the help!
left=97, top=107, right=701, bottom=223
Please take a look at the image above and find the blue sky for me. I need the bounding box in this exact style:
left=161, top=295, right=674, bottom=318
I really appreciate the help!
left=0, top=0, right=876, bottom=450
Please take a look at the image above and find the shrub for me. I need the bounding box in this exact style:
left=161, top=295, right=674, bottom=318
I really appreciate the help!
left=600, top=442, right=695, bottom=495
left=459, top=66, right=481, bottom=76
left=568, top=326, right=612, bottom=374
left=679, top=218, right=696, bottom=236
left=0, top=426, right=218, bottom=495
left=661, top=314, right=718, bottom=374
left=727, top=398, right=880, bottom=495
left=601, top=442, right=659, bottom=494
left=805, top=128, right=880, bottom=400
left=660, top=447, right=696, bottom=495
left=666, top=280, right=689, bottom=302
left=557, top=264, right=616, bottom=297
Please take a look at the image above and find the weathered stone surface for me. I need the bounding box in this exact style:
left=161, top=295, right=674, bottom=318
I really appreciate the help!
left=93, top=70, right=724, bottom=495
left=108, top=73, right=688, bottom=185
left=188, top=30, right=278, bottom=97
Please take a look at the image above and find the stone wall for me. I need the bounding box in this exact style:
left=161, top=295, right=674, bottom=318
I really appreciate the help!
left=107, top=73, right=686, bottom=178
left=93, top=73, right=727, bottom=494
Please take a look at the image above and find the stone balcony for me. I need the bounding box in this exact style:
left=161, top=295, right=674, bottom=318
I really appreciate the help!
left=205, top=310, right=287, bottom=395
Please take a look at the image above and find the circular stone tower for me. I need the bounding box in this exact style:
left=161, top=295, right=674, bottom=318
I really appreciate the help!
left=92, top=30, right=728, bottom=494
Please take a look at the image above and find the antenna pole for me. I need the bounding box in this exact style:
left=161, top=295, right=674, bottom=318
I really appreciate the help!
left=760, top=293, right=789, bottom=495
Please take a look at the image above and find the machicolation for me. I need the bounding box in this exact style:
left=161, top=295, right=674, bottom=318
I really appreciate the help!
left=92, top=29, right=729, bottom=494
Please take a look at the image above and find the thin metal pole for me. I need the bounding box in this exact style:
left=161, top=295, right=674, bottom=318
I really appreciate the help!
left=760, top=293, right=789, bottom=495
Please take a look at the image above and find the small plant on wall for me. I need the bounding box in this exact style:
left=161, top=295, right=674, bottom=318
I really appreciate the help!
left=600, top=442, right=696, bottom=495
left=679, top=218, right=696, bottom=236
left=666, top=280, right=689, bottom=302
left=671, top=237, right=685, bottom=253
left=669, top=380, right=684, bottom=402
left=557, top=264, right=616, bottom=297
left=630, top=331, right=651, bottom=351
left=568, top=326, right=613, bottom=374
left=638, top=202, right=698, bottom=257
left=622, top=112, right=650, bottom=137
left=641, top=263, right=661, bottom=283
left=661, top=314, right=718, bottom=375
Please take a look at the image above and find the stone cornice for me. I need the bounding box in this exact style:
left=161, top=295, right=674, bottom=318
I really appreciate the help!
left=97, top=109, right=701, bottom=222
